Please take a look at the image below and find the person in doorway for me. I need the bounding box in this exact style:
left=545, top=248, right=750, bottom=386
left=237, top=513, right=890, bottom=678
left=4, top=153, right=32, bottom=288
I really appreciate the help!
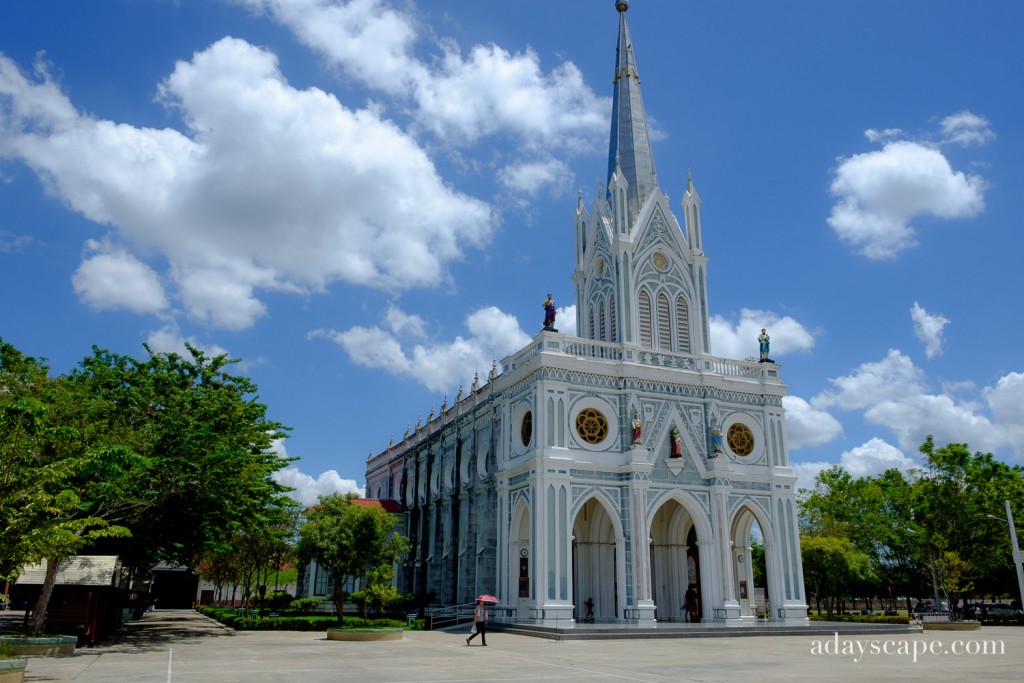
left=684, top=586, right=698, bottom=623
left=584, top=597, right=595, bottom=622
left=466, top=599, right=488, bottom=646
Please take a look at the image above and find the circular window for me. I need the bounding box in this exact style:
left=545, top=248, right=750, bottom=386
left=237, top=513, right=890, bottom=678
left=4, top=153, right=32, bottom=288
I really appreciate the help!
left=652, top=252, right=668, bottom=270
left=727, top=423, right=755, bottom=456
left=521, top=411, right=533, bottom=447
left=576, top=408, right=609, bottom=444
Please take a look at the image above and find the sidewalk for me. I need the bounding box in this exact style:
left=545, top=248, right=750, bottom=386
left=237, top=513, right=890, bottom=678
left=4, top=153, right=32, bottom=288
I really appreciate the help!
left=11, top=609, right=1024, bottom=682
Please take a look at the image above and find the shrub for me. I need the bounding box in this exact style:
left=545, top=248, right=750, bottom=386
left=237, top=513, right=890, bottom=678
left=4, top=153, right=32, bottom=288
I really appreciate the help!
left=290, top=597, right=324, bottom=614
left=808, top=614, right=910, bottom=625
left=254, top=591, right=295, bottom=611
left=0, top=641, right=15, bottom=660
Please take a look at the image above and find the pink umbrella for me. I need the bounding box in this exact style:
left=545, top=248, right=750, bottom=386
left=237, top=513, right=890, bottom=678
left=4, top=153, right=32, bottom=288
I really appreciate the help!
left=476, top=594, right=499, bottom=603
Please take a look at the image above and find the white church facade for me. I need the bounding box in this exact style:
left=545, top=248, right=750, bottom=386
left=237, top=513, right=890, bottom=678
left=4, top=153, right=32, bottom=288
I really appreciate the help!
left=364, top=0, right=808, bottom=626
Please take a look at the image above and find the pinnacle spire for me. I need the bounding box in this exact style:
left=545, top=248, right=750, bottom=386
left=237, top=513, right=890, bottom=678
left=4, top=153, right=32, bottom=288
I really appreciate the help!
left=606, top=0, right=656, bottom=222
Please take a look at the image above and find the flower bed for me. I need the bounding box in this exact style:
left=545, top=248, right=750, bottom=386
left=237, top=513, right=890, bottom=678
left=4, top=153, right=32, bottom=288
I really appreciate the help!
left=807, top=614, right=910, bottom=625
left=0, top=658, right=27, bottom=683
left=326, top=628, right=403, bottom=641
left=0, top=636, right=77, bottom=656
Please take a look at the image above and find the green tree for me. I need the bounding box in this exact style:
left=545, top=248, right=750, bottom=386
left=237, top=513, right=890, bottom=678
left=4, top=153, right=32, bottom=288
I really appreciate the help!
left=934, top=550, right=974, bottom=607
left=916, top=436, right=1024, bottom=598
left=801, top=536, right=873, bottom=618
left=1, top=341, right=134, bottom=633
left=296, top=494, right=408, bottom=623
left=1, top=339, right=294, bottom=635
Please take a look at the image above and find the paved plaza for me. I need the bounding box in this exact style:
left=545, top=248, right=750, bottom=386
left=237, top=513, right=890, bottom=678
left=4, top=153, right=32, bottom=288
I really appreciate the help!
left=7, top=610, right=1024, bottom=682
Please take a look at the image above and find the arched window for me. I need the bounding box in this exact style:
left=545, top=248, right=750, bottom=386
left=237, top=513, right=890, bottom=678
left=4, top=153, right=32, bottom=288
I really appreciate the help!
left=589, top=305, right=596, bottom=340
left=676, top=295, right=690, bottom=353
left=599, top=297, right=607, bottom=341
left=657, top=293, right=672, bottom=351
left=609, top=293, right=617, bottom=343
left=638, top=290, right=652, bottom=348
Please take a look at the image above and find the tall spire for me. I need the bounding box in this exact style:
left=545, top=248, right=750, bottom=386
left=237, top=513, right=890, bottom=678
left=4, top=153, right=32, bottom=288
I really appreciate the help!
left=607, top=0, right=657, bottom=222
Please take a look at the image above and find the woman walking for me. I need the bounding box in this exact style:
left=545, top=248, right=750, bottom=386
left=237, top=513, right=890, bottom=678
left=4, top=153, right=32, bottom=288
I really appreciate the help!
left=466, top=599, right=488, bottom=646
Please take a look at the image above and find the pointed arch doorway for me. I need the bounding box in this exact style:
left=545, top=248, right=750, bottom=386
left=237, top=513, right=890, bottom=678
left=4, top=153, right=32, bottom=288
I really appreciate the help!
left=649, top=498, right=701, bottom=622
left=571, top=497, right=618, bottom=622
left=732, top=506, right=768, bottom=619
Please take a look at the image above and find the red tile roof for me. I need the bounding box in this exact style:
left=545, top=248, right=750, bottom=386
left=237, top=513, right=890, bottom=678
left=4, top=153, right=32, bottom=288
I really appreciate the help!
left=350, top=498, right=402, bottom=513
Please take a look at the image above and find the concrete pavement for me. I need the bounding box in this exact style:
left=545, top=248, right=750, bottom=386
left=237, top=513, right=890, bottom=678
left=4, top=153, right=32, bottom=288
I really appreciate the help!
left=9, top=609, right=1024, bottom=682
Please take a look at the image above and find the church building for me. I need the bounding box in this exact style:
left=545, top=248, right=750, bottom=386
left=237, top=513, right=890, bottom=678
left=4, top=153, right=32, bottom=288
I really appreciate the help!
left=364, top=0, right=808, bottom=626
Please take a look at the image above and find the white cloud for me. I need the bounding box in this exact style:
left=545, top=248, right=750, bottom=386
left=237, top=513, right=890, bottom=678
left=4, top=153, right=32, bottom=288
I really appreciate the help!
left=0, top=231, right=33, bottom=253
left=782, top=395, right=843, bottom=449
left=557, top=304, right=577, bottom=337
left=708, top=308, right=815, bottom=360
left=828, top=137, right=987, bottom=259
left=72, top=240, right=168, bottom=314
left=498, top=157, right=574, bottom=196
left=864, top=393, right=998, bottom=454
left=145, top=325, right=229, bottom=360
left=383, top=306, right=429, bottom=339
left=0, top=39, right=495, bottom=329
left=985, top=373, right=1024, bottom=456
left=272, top=466, right=364, bottom=506
left=911, top=302, right=950, bottom=359
left=237, top=0, right=608, bottom=152
left=322, top=305, right=531, bottom=393
left=235, top=0, right=424, bottom=96
left=940, top=111, right=994, bottom=148
left=864, top=128, right=903, bottom=143
left=793, top=437, right=916, bottom=491
left=813, top=350, right=1024, bottom=458
left=813, top=349, right=925, bottom=411
left=466, top=306, right=532, bottom=358
left=837, top=438, right=917, bottom=478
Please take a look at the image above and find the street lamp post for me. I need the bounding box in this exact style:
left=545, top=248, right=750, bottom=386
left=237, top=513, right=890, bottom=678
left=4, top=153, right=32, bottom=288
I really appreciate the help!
left=989, top=500, right=1024, bottom=610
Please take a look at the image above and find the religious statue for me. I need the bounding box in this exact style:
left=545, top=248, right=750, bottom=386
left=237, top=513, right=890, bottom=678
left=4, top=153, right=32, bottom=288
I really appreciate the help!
left=758, top=328, right=771, bottom=362
left=712, top=423, right=724, bottom=456
left=631, top=413, right=642, bottom=444
left=670, top=426, right=682, bottom=458
left=542, top=293, right=557, bottom=330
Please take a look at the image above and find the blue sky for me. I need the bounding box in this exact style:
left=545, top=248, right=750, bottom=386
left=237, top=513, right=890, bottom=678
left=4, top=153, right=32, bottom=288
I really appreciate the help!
left=3, top=0, right=1023, bottom=505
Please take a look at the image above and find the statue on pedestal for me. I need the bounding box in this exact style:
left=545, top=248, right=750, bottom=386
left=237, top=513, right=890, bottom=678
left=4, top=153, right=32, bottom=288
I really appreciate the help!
left=542, top=293, right=558, bottom=331
left=631, top=413, right=642, bottom=444
left=670, top=426, right=683, bottom=457
left=758, top=328, right=772, bottom=363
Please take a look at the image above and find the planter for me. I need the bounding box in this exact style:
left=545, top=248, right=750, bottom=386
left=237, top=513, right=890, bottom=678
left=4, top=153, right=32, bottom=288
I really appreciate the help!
left=326, top=627, right=404, bottom=642
left=0, top=658, right=27, bottom=683
left=0, top=635, right=77, bottom=656
left=921, top=621, right=981, bottom=632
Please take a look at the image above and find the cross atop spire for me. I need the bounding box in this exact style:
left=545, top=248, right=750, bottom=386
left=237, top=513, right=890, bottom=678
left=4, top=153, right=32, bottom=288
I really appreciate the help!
left=607, top=0, right=656, bottom=222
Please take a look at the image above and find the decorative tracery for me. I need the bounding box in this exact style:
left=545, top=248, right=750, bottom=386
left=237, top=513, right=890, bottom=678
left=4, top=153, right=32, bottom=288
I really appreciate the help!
left=575, top=408, right=609, bottom=444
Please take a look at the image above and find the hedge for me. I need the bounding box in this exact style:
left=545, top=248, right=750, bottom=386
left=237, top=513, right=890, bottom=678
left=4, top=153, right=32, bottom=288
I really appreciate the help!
left=197, top=606, right=405, bottom=631
left=808, top=614, right=910, bottom=624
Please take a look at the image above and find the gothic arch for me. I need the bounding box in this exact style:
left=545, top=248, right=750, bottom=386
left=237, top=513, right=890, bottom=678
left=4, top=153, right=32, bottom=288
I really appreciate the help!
left=510, top=499, right=532, bottom=604
left=571, top=492, right=625, bottom=621
left=638, top=287, right=653, bottom=348
left=729, top=500, right=778, bottom=619
left=647, top=491, right=712, bottom=622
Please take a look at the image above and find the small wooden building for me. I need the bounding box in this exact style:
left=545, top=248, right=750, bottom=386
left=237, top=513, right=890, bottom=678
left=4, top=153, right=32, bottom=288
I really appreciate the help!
left=12, top=556, right=138, bottom=645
